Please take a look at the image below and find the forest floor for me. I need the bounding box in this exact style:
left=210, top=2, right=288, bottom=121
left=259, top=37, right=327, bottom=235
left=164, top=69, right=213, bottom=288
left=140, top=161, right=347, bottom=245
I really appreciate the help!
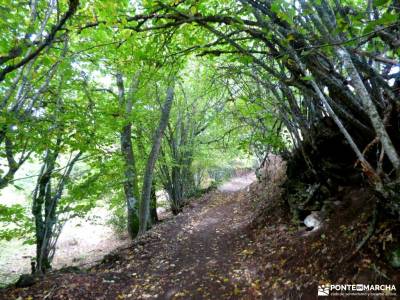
left=1, top=174, right=260, bottom=299
left=0, top=207, right=128, bottom=288
left=1, top=171, right=399, bottom=299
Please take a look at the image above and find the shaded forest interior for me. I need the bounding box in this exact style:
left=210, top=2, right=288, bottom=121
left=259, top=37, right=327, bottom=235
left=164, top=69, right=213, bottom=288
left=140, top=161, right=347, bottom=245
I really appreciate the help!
left=1, top=0, right=400, bottom=298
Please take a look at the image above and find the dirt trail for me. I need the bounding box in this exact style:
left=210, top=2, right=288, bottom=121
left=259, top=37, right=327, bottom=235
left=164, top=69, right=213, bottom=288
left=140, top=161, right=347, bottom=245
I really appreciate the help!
left=2, top=174, right=261, bottom=299
left=218, top=173, right=256, bottom=192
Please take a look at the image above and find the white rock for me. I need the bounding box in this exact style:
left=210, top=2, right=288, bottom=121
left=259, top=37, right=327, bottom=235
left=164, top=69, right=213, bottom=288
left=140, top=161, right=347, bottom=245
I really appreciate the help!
left=304, top=211, right=322, bottom=230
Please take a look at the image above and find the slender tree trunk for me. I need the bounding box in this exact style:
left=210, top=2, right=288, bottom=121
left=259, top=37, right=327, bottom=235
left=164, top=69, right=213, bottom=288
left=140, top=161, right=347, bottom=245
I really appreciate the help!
left=335, top=47, right=400, bottom=173
left=32, top=145, right=58, bottom=273
left=302, top=2, right=400, bottom=173
left=116, top=73, right=140, bottom=239
left=32, top=145, right=81, bottom=274
left=0, top=138, right=19, bottom=189
left=139, top=84, right=175, bottom=234
left=150, top=180, right=158, bottom=224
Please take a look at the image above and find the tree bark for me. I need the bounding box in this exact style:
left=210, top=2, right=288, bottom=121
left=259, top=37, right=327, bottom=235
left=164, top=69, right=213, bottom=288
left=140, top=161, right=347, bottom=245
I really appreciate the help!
left=32, top=141, right=81, bottom=274
left=139, top=83, right=175, bottom=234
left=150, top=180, right=158, bottom=224
left=116, top=73, right=140, bottom=239
left=335, top=47, right=400, bottom=173
left=32, top=147, right=58, bottom=273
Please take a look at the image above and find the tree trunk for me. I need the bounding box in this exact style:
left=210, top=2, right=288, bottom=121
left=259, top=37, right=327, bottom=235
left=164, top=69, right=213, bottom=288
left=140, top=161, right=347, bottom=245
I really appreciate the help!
left=335, top=47, right=400, bottom=173
left=150, top=180, right=158, bottom=224
left=139, top=83, right=175, bottom=234
left=32, top=146, right=58, bottom=273
left=116, top=73, right=140, bottom=239
left=32, top=146, right=81, bottom=274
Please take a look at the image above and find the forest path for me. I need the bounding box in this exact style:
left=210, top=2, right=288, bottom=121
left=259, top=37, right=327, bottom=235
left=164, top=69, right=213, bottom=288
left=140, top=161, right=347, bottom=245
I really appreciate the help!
left=3, top=173, right=262, bottom=299
left=218, top=173, right=256, bottom=192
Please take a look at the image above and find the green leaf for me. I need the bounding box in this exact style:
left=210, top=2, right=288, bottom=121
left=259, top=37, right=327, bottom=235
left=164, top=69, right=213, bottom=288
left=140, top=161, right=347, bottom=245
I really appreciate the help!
left=373, top=0, right=390, bottom=6
left=301, top=75, right=314, bottom=81
left=12, top=184, right=23, bottom=191
left=363, top=13, right=398, bottom=34
left=271, top=0, right=280, bottom=14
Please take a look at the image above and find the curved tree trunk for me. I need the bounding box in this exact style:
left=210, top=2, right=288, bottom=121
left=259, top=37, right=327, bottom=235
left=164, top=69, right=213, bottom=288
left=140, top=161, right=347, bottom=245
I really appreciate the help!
left=139, top=83, right=174, bottom=234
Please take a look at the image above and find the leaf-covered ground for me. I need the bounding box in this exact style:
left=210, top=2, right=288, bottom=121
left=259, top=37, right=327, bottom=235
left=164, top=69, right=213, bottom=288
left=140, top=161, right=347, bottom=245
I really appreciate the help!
left=1, top=174, right=259, bottom=299
left=1, top=172, right=399, bottom=299
left=0, top=206, right=128, bottom=288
